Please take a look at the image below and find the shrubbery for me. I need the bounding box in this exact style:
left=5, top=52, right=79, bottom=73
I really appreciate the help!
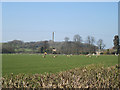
left=2, top=64, right=119, bottom=88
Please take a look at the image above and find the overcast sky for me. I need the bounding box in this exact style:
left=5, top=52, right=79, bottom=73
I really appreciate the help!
left=2, top=2, right=118, bottom=48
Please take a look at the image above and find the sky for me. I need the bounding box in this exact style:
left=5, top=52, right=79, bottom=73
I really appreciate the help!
left=2, top=2, right=118, bottom=49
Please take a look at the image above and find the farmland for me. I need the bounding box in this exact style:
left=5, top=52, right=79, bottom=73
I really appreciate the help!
left=2, top=54, right=118, bottom=76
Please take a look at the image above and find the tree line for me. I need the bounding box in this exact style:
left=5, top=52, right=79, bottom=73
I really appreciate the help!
left=1, top=34, right=119, bottom=54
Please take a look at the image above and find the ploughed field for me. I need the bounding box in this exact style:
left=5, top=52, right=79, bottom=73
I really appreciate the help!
left=2, top=54, right=118, bottom=76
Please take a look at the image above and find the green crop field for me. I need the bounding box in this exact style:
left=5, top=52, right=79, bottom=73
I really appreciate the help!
left=2, top=54, right=118, bottom=76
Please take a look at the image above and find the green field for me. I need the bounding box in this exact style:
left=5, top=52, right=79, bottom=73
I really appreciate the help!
left=2, top=54, right=118, bottom=76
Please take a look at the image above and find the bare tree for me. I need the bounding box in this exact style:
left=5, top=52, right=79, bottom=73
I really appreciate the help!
left=91, top=36, right=95, bottom=45
left=73, top=34, right=82, bottom=54
left=64, top=37, right=69, bottom=42
left=86, top=36, right=95, bottom=45
left=86, top=36, right=95, bottom=53
left=97, top=39, right=105, bottom=51
left=73, top=34, right=82, bottom=42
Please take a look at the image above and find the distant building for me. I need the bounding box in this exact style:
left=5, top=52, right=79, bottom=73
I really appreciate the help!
left=52, top=48, right=56, bottom=54
left=96, top=51, right=101, bottom=55
left=53, top=48, right=56, bottom=52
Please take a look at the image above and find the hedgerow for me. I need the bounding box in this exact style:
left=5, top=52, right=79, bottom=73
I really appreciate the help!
left=2, top=64, right=119, bottom=88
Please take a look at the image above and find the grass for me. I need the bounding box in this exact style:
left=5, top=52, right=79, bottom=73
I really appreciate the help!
left=2, top=54, right=118, bottom=76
